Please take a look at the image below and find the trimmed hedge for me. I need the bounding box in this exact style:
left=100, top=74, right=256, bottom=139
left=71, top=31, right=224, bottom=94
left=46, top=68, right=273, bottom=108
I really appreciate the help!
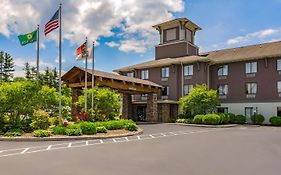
left=65, top=128, right=82, bottom=136
left=202, top=114, right=221, bottom=125
left=96, top=126, right=107, bottom=133
left=230, top=114, right=246, bottom=124
left=218, top=113, right=230, bottom=124
left=193, top=115, right=205, bottom=124
left=269, top=116, right=281, bottom=126
left=176, top=118, right=193, bottom=124
left=125, top=123, right=138, bottom=131
left=79, top=122, right=97, bottom=135
left=251, top=114, right=265, bottom=125
left=33, top=130, right=52, bottom=137
left=228, top=113, right=236, bottom=123
left=94, top=120, right=136, bottom=130
left=52, top=125, right=66, bottom=135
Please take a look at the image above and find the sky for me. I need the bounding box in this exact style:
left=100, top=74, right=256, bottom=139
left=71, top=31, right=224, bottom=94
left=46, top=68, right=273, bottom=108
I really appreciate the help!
left=1, top=0, right=281, bottom=77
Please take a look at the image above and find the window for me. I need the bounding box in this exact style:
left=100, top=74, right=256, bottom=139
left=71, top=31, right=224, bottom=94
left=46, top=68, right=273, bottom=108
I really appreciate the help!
left=161, top=67, right=169, bottom=78
left=126, top=72, right=134, bottom=77
left=245, top=62, right=257, bottom=74
left=217, top=107, right=228, bottom=114
left=277, top=59, right=281, bottom=71
left=246, top=83, right=257, bottom=94
left=218, top=84, right=228, bottom=95
left=245, top=107, right=257, bottom=118
left=162, top=86, right=170, bottom=97
left=184, top=65, right=193, bottom=76
left=218, top=65, right=228, bottom=76
left=277, top=107, right=281, bottom=116
left=186, top=29, right=192, bottom=43
left=165, top=28, right=177, bottom=41
left=141, top=70, right=149, bottom=80
left=278, top=81, right=281, bottom=93
left=184, top=84, right=193, bottom=95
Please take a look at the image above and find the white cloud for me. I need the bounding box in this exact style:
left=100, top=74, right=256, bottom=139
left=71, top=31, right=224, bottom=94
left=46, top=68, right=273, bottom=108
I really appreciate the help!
left=119, top=39, right=147, bottom=53
left=105, top=41, right=120, bottom=48
left=0, top=0, right=184, bottom=54
left=227, top=28, right=280, bottom=45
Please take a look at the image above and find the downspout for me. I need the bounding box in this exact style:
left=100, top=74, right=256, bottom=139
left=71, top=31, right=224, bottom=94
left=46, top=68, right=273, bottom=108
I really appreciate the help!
left=206, top=63, right=210, bottom=89
left=181, top=62, right=184, bottom=97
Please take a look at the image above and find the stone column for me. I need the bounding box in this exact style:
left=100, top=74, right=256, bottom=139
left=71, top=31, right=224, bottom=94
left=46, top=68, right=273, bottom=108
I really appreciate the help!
left=121, top=93, right=132, bottom=119
left=71, top=88, right=82, bottom=116
left=146, top=93, right=158, bottom=122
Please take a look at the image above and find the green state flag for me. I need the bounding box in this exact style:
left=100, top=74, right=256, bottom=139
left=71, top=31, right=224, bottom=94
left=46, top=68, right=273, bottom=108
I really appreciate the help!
left=18, top=30, right=37, bottom=46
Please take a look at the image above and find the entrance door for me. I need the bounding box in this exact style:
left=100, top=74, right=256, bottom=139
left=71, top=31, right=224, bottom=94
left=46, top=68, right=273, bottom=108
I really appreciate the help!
left=136, top=106, right=146, bottom=122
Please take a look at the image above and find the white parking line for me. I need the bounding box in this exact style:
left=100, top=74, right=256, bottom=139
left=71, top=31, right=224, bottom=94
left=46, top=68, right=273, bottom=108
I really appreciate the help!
left=137, top=136, right=141, bottom=140
left=149, top=134, right=155, bottom=138
left=125, top=137, right=129, bottom=141
left=68, top=143, right=72, bottom=148
left=46, top=145, right=52, bottom=150
left=99, top=139, right=104, bottom=144
left=21, top=148, right=29, bottom=154
left=112, top=139, right=117, bottom=143
left=85, top=141, right=89, bottom=145
left=161, top=133, right=166, bottom=136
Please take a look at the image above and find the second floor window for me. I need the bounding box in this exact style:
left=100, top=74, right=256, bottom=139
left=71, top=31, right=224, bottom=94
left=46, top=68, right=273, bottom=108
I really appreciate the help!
left=246, top=83, right=257, bottom=94
left=277, top=59, right=281, bottom=71
left=165, top=28, right=177, bottom=41
left=246, top=62, right=257, bottom=74
left=218, top=84, right=228, bottom=95
left=126, top=72, right=134, bottom=77
left=184, top=65, right=193, bottom=76
left=218, top=65, right=228, bottom=76
left=161, top=67, right=169, bottom=78
left=184, top=84, right=193, bottom=95
left=162, top=86, right=170, bottom=96
left=141, top=70, right=149, bottom=80
left=278, top=81, right=281, bottom=93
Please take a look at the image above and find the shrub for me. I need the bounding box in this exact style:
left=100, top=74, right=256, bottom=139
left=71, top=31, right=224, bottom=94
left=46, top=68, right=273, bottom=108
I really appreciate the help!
left=67, top=123, right=81, bottom=129
left=79, top=122, right=97, bottom=135
left=233, top=115, right=246, bottom=124
left=251, top=114, right=265, bottom=125
left=33, top=130, right=52, bottom=137
left=125, top=123, right=138, bottom=131
left=193, top=115, right=205, bottom=124
left=52, top=125, right=66, bottom=135
left=30, top=109, right=50, bottom=130
left=202, top=114, right=221, bottom=125
left=269, top=116, right=281, bottom=126
left=76, top=113, right=90, bottom=122
left=176, top=113, right=193, bottom=119
left=65, top=128, right=82, bottom=136
left=228, top=113, right=236, bottom=123
left=96, top=126, right=107, bottom=133
left=4, top=129, right=23, bottom=137
left=176, top=118, right=193, bottom=124
left=218, top=113, right=230, bottom=124
left=95, top=120, right=135, bottom=130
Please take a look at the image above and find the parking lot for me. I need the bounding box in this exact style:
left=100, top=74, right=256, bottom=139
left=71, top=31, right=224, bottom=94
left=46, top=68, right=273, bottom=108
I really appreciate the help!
left=0, top=124, right=281, bottom=175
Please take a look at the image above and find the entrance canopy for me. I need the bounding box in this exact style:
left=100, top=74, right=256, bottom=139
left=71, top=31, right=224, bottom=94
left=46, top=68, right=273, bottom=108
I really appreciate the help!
left=62, top=66, right=162, bottom=94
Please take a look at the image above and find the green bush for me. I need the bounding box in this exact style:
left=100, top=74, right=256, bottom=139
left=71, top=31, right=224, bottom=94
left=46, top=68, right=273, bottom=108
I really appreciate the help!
left=95, top=120, right=135, bottom=130
left=30, top=109, right=50, bottom=130
left=176, top=113, right=193, bottom=119
left=125, top=123, right=138, bottom=131
left=96, top=126, right=107, bottom=133
left=228, top=113, right=236, bottom=123
left=193, top=115, right=205, bottom=124
left=176, top=118, right=193, bottom=124
left=67, top=123, right=81, bottom=129
left=4, top=129, right=23, bottom=137
left=33, top=130, right=52, bottom=137
left=52, top=125, right=66, bottom=135
left=251, top=114, right=265, bottom=125
left=233, top=115, right=246, bottom=124
left=202, top=114, right=221, bottom=125
left=79, top=122, right=97, bottom=135
left=218, top=113, right=230, bottom=124
left=269, top=116, right=281, bottom=126
left=65, top=128, right=82, bottom=136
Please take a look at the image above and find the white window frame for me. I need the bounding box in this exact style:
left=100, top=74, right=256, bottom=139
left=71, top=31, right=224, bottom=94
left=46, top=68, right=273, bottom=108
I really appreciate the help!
left=278, top=81, right=281, bottom=93
left=126, top=72, right=134, bottom=77
left=184, top=84, right=193, bottom=95
left=246, top=83, right=257, bottom=94
left=218, top=65, right=228, bottom=76
left=245, top=62, right=257, bottom=74
left=218, top=84, right=228, bottom=96
left=161, top=67, right=169, bottom=78
left=141, top=70, right=149, bottom=80
left=277, top=59, right=281, bottom=71
left=184, top=65, right=193, bottom=76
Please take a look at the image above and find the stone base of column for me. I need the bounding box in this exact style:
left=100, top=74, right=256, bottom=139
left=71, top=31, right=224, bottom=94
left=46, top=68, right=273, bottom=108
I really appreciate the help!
left=121, top=93, right=132, bottom=119
left=146, top=93, right=158, bottom=122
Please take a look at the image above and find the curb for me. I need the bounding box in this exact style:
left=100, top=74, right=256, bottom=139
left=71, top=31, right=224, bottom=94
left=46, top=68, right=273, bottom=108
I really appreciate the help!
left=0, top=129, right=143, bottom=142
left=171, top=123, right=239, bottom=128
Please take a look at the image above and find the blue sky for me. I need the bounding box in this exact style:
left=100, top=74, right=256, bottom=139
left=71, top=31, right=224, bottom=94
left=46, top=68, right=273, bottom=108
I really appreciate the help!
left=1, top=0, right=281, bottom=77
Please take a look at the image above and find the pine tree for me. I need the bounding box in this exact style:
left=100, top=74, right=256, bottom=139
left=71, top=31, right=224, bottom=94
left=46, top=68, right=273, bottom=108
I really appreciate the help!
left=23, top=62, right=31, bottom=79
left=0, top=51, right=4, bottom=82
left=0, top=51, right=15, bottom=81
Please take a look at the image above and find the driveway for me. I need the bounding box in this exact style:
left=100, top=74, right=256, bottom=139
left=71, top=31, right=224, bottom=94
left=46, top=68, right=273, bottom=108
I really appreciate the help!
left=0, top=124, right=281, bottom=175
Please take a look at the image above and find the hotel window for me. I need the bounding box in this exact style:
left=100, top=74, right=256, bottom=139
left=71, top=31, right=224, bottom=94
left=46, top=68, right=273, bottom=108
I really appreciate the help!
left=277, top=59, right=281, bottom=71
left=184, top=65, right=193, bottom=76
left=161, top=86, right=170, bottom=97
left=246, top=83, right=257, bottom=94
left=218, top=65, right=228, bottom=76
left=141, top=70, right=149, bottom=80
left=126, top=72, right=134, bottom=77
left=218, top=84, right=228, bottom=96
left=184, top=84, right=193, bottom=95
left=278, top=81, right=281, bottom=93
left=165, top=28, right=177, bottom=42
left=161, top=67, right=169, bottom=78
left=217, top=107, right=228, bottom=114
left=245, top=62, right=257, bottom=74
left=245, top=107, right=256, bottom=118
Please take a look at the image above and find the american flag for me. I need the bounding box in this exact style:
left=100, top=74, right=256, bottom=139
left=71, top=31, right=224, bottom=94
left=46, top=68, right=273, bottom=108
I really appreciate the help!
left=44, top=9, right=59, bottom=36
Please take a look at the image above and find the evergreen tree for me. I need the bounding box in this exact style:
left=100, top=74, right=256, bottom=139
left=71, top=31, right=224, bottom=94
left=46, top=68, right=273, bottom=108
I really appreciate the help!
left=23, top=62, right=31, bottom=79
left=0, top=51, right=4, bottom=82
left=0, top=51, right=15, bottom=81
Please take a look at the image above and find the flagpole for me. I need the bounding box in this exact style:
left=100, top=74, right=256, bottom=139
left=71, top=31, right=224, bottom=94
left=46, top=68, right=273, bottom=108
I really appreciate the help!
left=91, top=41, right=95, bottom=111
left=36, top=25, right=40, bottom=78
left=84, top=37, right=88, bottom=113
left=58, top=3, right=62, bottom=120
